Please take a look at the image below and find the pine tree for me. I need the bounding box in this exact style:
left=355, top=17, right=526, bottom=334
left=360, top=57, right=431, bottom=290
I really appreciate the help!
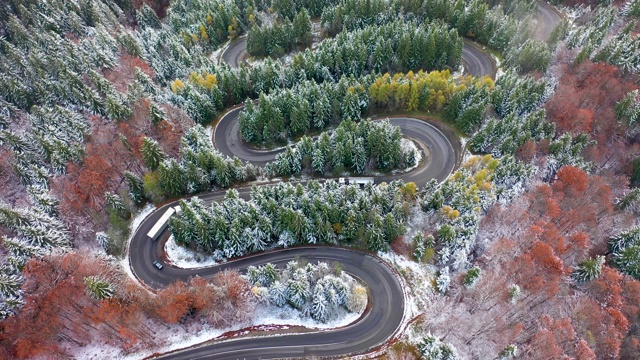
left=612, top=245, right=640, bottom=279
left=0, top=272, right=22, bottom=299
left=419, top=334, right=459, bottom=360
left=365, top=220, right=386, bottom=251
left=149, top=102, right=166, bottom=125
left=435, top=267, right=451, bottom=294
left=293, top=9, right=312, bottom=47
left=312, top=147, right=326, bottom=174
left=141, top=137, right=165, bottom=170
left=159, top=159, right=185, bottom=196
left=311, top=284, right=329, bottom=322
left=104, top=192, right=125, bottom=212
left=125, top=171, right=145, bottom=204
left=463, top=266, right=482, bottom=287
left=499, top=345, right=518, bottom=359
left=224, top=219, right=246, bottom=258
left=137, top=4, right=161, bottom=29
left=287, top=278, right=310, bottom=309
left=269, top=280, right=288, bottom=307
left=616, top=188, right=640, bottom=212
left=353, top=138, right=367, bottom=174
left=83, top=276, right=115, bottom=300
left=572, top=256, right=605, bottom=283
left=96, top=231, right=110, bottom=252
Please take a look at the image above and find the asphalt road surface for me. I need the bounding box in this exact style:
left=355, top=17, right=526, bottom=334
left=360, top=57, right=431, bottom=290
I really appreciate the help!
left=535, top=0, right=564, bottom=42
left=133, top=4, right=562, bottom=359
left=214, top=108, right=458, bottom=186
left=461, top=40, right=496, bottom=78
left=221, top=37, right=247, bottom=68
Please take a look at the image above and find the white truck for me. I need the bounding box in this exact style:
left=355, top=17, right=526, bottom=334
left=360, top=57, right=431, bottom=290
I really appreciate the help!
left=146, top=206, right=181, bottom=241
left=338, top=177, right=375, bottom=188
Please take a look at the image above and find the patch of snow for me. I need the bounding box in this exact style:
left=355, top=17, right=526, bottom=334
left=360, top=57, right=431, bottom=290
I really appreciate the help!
left=251, top=302, right=362, bottom=330
left=204, top=124, right=213, bottom=141
left=76, top=286, right=363, bottom=359
left=78, top=322, right=231, bottom=360
left=130, top=203, right=157, bottom=235
left=211, top=43, right=228, bottom=64
left=452, top=64, right=465, bottom=78
left=392, top=138, right=422, bottom=175
left=377, top=251, right=437, bottom=338
left=165, top=235, right=219, bottom=268
left=491, top=53, right=503, bottom=79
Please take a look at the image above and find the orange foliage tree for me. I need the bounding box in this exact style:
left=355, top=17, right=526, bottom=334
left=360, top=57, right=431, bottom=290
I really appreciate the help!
left=0, top=252, right=255, bottom=359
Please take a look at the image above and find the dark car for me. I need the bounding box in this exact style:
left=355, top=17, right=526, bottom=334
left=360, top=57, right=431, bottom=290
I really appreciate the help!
left=153, top=260, right=163, bottom=270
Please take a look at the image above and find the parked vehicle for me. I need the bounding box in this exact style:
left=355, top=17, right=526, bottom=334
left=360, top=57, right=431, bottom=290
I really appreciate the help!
left=338, top=177, right=374, bottom=188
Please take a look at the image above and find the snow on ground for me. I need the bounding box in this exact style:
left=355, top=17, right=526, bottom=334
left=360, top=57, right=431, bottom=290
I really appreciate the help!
left=210, top=42, right=227, bottom=64
left=79, top=322, right=233, bottom=360
left=453, top=64, right=465, bottom=78
left=165, top=235, right=219, bottom=268
left=130, top=203, right=157, bottom=235
left=491, top=52, right=503, bottom=79
left=250, top=302, right=362, bottom=330
left=77, top=290, right=363, bottom=360
left=377, top=250, right=437, bottom=343
left=392, top=138, right=423, bottom=175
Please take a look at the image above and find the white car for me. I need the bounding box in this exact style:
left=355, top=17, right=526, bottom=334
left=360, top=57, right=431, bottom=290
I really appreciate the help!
left=153, top=260, right=163, bottom=270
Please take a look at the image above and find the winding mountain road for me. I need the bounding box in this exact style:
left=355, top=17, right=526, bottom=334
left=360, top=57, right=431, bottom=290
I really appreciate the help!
left=214, top=110, right=459, bottom=186
left=132, top=4, right=563, bottom=359
left=223, top=24, right=497, bottom=78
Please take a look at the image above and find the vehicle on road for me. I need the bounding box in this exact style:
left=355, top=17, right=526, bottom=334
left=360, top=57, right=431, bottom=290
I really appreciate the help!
left=146, top=207, right=176, bottom=241
left=338, top=177, right=374, bottom=188
left=153, top=260, right=163, bottom=270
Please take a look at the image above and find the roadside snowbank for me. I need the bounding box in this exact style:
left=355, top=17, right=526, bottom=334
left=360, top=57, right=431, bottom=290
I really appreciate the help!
left=392, top=138, right=423, bottom=175
left=377, top=251, right=437, bottom=339
left=77, top=292, right=363, bottom=360
left=164, top=235, right=219, bottom=268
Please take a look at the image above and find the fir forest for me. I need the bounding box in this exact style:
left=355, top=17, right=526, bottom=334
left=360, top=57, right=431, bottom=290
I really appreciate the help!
left=2, top=0, right=640, bottom=359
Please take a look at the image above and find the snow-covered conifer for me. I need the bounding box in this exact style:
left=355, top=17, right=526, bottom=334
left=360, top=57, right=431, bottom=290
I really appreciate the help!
left=508, top=284, right=521, bottom=304
left=572, top=256, right=605, bottom=283
left=435, top=267, right=451, bottom=294
left=83, top=276, right=115, bottom=300
left=310, top=283, right=329, bottom=322
left=419, top=334, right=459, bottom=360
left=96, top=231, right=111, bottom=252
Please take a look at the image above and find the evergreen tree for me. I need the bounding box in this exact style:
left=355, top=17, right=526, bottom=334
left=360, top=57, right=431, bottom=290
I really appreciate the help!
left=293, top=9, right=312, bottom=47
left=419, top=334, right=460, bottom=360
left=125, top=171, right=145, bottom=204
left=137, top=4, right=161, bottom=29
left=149, top=102, right=166, bottom=125
left=311, top=284, right=329, bottom=322
left=83, top=276, right=115, bottom=300
left=287, top=278, right=310, bottom=309
left=269, top=280, right=288, bottom=307
left=572, top=256, right=605, bottom=283
left=141, top=137, right=165, bottom=170
left=159, top=159, right=185, bottom=196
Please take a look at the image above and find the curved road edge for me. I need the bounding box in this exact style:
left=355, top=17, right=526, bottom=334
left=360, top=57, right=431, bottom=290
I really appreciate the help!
left=213, top=106, right=459, bottom=187
left=535, top=0, right=565, bottom=43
